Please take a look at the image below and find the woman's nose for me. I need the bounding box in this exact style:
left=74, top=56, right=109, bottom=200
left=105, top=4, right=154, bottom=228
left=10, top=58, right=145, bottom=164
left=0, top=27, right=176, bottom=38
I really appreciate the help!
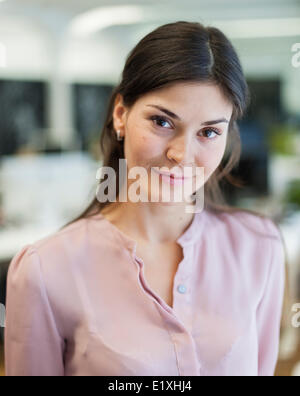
left=166, top=135, right=193, bottom=165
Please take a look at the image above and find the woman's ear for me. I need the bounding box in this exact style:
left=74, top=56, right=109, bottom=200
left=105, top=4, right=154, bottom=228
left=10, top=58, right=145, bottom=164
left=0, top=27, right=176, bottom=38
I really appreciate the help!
left=113, top=93, right=128, bottom=134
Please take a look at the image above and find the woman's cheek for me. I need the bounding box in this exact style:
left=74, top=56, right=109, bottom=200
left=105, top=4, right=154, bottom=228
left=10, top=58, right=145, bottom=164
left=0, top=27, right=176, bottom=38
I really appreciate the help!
left=124, top=127, right=147, bottom=166
left=196, top=145, right=225, bottom=180
left=134, top=133, right=163, bottom=166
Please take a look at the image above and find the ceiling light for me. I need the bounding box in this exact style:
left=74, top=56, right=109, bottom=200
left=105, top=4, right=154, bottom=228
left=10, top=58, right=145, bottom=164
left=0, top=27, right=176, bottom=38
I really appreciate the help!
left=69, top=4, right=300, bottom=40
left=69, top=5, right=144, bottom=38
left=211, top=18, right=300, bottom=39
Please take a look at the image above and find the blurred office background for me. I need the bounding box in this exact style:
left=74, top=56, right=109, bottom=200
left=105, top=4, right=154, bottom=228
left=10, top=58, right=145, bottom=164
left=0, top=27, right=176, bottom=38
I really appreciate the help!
left=0, top=0, right=300, bottom=376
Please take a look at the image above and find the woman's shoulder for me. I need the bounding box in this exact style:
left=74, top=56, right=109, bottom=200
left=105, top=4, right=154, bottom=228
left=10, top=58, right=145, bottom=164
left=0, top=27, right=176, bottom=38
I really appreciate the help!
left=9, top=212, right=121, bottom=275
left=31, top=217, right=89, bottom=253
left=8, top=218, right=90, bottom=276
left=203, top=208, right=286, bottom=285
left=205, top=207, right=282, bottom=242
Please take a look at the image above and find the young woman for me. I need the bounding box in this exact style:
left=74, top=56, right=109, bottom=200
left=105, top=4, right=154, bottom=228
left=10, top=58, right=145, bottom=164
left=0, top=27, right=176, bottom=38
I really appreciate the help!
left=5, top=21, right=286, bottom=376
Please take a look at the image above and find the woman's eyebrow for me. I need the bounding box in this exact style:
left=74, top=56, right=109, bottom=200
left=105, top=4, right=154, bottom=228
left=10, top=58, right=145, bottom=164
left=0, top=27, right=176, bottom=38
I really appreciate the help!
left=146, top=104, right=229, bottom=125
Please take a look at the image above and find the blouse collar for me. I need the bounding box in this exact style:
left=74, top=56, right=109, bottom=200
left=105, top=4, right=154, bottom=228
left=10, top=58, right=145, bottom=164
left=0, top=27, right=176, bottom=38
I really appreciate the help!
left=92, top=208, right=208, bottom=254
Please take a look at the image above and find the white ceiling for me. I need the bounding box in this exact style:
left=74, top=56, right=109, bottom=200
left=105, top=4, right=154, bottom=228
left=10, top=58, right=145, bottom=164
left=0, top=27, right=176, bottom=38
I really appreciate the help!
left=0, top=0, right=298, bottom=39
left=1, top=0, right=300, bottom=26
left=1, top=0, right=299, bottom=14
left=0, top=0, right=299, bottom=84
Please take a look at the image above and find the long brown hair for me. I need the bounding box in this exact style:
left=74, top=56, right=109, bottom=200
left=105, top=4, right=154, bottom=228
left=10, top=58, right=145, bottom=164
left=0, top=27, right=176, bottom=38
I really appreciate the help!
left=62, top=21, right=280, bottom=238
left=60, top=21, right=291, bottom=332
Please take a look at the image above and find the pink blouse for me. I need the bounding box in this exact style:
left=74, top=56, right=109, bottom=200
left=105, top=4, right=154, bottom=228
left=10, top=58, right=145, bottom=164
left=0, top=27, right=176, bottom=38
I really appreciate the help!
left=4, top=208, right=285, bottom=376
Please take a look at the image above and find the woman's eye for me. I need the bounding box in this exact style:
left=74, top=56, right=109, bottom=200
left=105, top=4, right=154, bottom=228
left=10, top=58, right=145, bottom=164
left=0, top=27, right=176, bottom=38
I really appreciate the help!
left=150, top=115, right=172, bottom=129
left=200, top=128, right=221, bottom=139
left=149, top=115, right=221, bottom=139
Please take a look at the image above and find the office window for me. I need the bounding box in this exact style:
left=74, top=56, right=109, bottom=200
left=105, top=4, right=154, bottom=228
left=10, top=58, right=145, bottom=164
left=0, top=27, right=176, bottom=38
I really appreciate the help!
left=73, top=84, right=114, bottom=151
left=0, top=80, right=47, bottom=157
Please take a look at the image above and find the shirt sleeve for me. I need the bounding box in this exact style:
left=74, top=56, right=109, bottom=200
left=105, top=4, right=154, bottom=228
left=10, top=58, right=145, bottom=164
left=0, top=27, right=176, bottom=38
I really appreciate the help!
left=256, top=220, right=286, bottom=377
left=4, top=245, right=65, bottom=376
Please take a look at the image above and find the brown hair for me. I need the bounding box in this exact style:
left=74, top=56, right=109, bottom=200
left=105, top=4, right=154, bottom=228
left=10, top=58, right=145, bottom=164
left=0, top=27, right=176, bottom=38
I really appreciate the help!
left=60, top=21, right=290, bottom=333
left=61, top=21, right=279, bottom=237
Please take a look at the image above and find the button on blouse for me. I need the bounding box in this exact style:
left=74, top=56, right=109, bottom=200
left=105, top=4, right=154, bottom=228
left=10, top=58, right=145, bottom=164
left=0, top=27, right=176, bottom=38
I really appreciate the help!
left=177, top=284, right=187, bottom=294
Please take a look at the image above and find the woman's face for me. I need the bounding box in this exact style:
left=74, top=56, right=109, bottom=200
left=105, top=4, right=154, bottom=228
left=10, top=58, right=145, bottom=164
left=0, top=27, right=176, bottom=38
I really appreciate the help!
left=113, top=81, right=233, bottom=205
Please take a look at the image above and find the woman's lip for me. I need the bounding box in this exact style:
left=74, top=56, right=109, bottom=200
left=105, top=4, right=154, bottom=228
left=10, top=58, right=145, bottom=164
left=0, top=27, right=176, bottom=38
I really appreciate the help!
left=170, top=174, right=188, bottom=180
left=151, top=168, right=192, bottom=179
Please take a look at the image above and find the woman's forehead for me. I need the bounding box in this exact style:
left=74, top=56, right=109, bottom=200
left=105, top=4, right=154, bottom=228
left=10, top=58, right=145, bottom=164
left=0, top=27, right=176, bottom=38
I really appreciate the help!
left=137, top=83, right=233, bottom=119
